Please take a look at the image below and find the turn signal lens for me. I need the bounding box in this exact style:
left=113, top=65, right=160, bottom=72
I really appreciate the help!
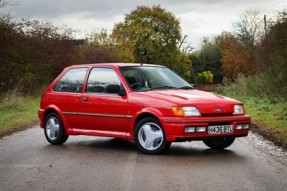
left=172, top=107, right=185, bottom=116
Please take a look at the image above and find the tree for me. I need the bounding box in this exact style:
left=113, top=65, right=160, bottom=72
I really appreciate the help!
left=221, top=33, right=256, bottom=79
left=220, top=10, right=264, bottom=79
left=189, top=34, right=226, bottom=83
left=233, top=9, right=264, bottom=47
left=0, top=17, right=80, bottom=93
left=255, top=10, right=287, bottom=95
left=81, top=29, right=119, bottom=63
left=0, top=0, right=10, bottom=8
left=112, top=5, right=183, bottom=69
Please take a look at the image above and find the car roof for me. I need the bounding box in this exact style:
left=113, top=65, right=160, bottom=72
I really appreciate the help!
left=68, top=63, right=162, bottom=69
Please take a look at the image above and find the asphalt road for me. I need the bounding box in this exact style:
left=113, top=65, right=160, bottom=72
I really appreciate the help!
left=1, top=126, right=286, bottom=191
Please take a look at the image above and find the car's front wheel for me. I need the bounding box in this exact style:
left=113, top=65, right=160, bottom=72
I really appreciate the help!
left=203, top=137, right=235, bottom=150
left=135, top=117, right=171, bottom=154
left=44, top=112, right=69, bottom=145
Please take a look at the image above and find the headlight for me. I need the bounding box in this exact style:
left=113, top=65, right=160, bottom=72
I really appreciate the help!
left=172, top=106, right=201, bottom=117
left=233, top=105, right=244, bottom=115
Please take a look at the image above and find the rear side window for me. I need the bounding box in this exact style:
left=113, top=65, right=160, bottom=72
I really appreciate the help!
left=54, top=68, right=88, bottom=93
left=86, top=68, right=121, bottom=94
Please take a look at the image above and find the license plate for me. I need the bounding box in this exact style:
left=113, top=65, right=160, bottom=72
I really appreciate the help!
left=208, top=125, right=233, bottom=134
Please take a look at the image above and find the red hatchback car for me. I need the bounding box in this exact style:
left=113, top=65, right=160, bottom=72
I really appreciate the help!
left=38, top=63, right=251, bottom=154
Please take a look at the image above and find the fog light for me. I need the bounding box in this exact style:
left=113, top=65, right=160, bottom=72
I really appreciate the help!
left=236, top=124, right=249, bottom=130
left=185, top=127, right=195, bottom=133
left=196, top=126, right=206, bottom=132
left=242, top=124, right=249, bottom=129
left=236, top=124, right=243, bottom=130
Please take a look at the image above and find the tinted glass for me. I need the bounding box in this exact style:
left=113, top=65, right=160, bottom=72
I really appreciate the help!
left=86, top=68, right=121, bottom=94
left=120, top=66, right=191, bottom=91
left=54, top=68, right=87, bottom=93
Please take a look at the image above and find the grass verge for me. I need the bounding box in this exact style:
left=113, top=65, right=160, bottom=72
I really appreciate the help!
left=243, top=97, right=287, bottom=149
left=0, top=91, right=40, bottom=138
left=216, top=85, right=287, bottom=149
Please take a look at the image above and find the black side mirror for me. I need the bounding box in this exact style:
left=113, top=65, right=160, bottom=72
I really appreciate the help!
left=107, top=84, right=126, bottom=96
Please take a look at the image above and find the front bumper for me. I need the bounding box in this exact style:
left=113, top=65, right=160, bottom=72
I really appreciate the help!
left=162, top=115, right=251, bottom=142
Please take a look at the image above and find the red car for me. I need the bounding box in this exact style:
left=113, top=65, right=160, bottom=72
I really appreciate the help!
left=38, top=63, right=251, bottom=154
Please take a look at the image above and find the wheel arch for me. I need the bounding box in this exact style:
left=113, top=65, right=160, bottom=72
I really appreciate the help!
left=42, top=106, right=70, bottom=133
left=131, top=108, right=166, bottom=137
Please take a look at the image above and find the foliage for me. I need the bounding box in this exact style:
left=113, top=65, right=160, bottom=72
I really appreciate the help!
left=216, top=84, right=287, bottom=148
left=189, top=35, right=225, bottom=83
left=113, top=5, right=181, bottom=64
left=83, top=29, right=121, bottom=63
left=111, top=5, right=190, bottom=80
left=233, top=9, right=264, bottom=46
left=255, top=10, right=287, bottom=96
left=195, top=71, right=213, bottom=84
left=0, top=16, right=80, bottom=93
left=217, top=74, right=285, bottom=102
left=221, top=33, right=255, bottom=79
left=222, top=9, right=262, bottom=79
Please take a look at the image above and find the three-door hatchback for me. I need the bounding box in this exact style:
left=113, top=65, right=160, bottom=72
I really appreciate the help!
left=38, top=63, right=251, bottom=154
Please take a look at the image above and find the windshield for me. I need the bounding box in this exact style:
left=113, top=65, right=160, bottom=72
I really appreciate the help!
left=120, top=66, right=193, bottom=91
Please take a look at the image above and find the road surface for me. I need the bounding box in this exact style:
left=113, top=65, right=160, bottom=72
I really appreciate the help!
left=1, top=126, right=286, bottom=191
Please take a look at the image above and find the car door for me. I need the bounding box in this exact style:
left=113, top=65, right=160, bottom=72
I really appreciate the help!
left=75, top=67, right=128, bottom=133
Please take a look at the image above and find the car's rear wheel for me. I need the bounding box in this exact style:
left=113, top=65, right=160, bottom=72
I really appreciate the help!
left=44, top=112, right=68, bottom=145
left=135, top=117, right=171, bottom=154
left=203, top=137, right=235, bottom=150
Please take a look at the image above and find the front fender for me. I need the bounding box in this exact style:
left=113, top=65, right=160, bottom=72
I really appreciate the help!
left=127, top=107, right=164, bottom=138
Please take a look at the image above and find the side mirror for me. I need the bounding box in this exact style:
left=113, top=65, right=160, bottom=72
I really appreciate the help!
left=107, top=84, right=126, bottom=96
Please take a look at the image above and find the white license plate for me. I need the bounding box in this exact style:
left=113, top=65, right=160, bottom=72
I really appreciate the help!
left=208, top=125, right=233, bottom=134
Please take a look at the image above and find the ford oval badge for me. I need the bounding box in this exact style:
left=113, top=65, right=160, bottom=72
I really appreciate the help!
left=215, top=108, right=222, bottom=113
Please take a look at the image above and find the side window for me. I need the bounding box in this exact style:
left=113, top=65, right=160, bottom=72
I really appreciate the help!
left=54, top=68, right=87, bottom=93
left=86, top=68, right=121, bottom=94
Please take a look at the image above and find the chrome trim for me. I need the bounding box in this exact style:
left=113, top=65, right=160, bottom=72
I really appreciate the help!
left=62, top=112, right=133, bottom=119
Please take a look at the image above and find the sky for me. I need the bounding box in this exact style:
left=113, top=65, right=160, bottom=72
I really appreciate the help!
left=1, top=0, right=286, bottom=49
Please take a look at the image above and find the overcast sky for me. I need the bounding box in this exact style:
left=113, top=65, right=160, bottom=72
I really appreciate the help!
left=2, top=0, right=286, bottom=49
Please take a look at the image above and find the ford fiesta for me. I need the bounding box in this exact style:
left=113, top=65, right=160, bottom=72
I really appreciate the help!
left=38, top=63, right=251, bottom=154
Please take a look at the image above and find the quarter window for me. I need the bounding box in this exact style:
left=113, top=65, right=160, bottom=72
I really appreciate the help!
left=54, top=68, right=87, bottom=93
left=86, top=68, right=121, bottom=94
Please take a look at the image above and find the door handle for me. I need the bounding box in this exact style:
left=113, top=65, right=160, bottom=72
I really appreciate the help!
left=81, top=97, right=88, bottom=102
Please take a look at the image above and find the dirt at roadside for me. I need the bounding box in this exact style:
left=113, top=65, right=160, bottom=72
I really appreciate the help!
left=251, top=123, right=287, bottom=150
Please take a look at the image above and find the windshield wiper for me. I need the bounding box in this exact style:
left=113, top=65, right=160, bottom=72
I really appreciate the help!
left=148, top=86, right=177, bottom=91
left=176, top=86, right=195, bottom=90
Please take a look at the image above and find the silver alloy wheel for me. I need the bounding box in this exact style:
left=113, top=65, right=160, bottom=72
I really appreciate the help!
left=46, top=117, right=60, bottom=141
left=138, top=122, right=164, bottom=151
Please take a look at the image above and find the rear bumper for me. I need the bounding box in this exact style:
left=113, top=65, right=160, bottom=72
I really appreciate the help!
left=162, top=115, right=251, bottom=142
left=38, top=109, right=45, bottom=128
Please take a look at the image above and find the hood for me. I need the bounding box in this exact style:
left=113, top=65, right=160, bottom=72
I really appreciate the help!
left=137, top=90, right=241, bottom=115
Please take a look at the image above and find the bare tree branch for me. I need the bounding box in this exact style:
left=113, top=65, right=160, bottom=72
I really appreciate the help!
left=0, top=0, right=18, bottom=8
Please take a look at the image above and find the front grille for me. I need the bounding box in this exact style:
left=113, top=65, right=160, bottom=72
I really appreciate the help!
left=201, top=113, right=233, bottom=117
left=208, top=122, right=232, bottom=126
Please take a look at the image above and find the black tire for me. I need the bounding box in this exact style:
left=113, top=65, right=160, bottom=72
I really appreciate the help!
left=134, top=117, right=171, bottom=154
left=44, top=112, right=69, bottom=145
left=203, top=137, right=235, bottom=150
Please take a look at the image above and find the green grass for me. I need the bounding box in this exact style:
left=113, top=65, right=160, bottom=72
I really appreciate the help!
left=216, top=85, right=287, bottom=148
left=0, top=92, right=40, bottom=137
left=243, top=98, right=287, bottom=132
